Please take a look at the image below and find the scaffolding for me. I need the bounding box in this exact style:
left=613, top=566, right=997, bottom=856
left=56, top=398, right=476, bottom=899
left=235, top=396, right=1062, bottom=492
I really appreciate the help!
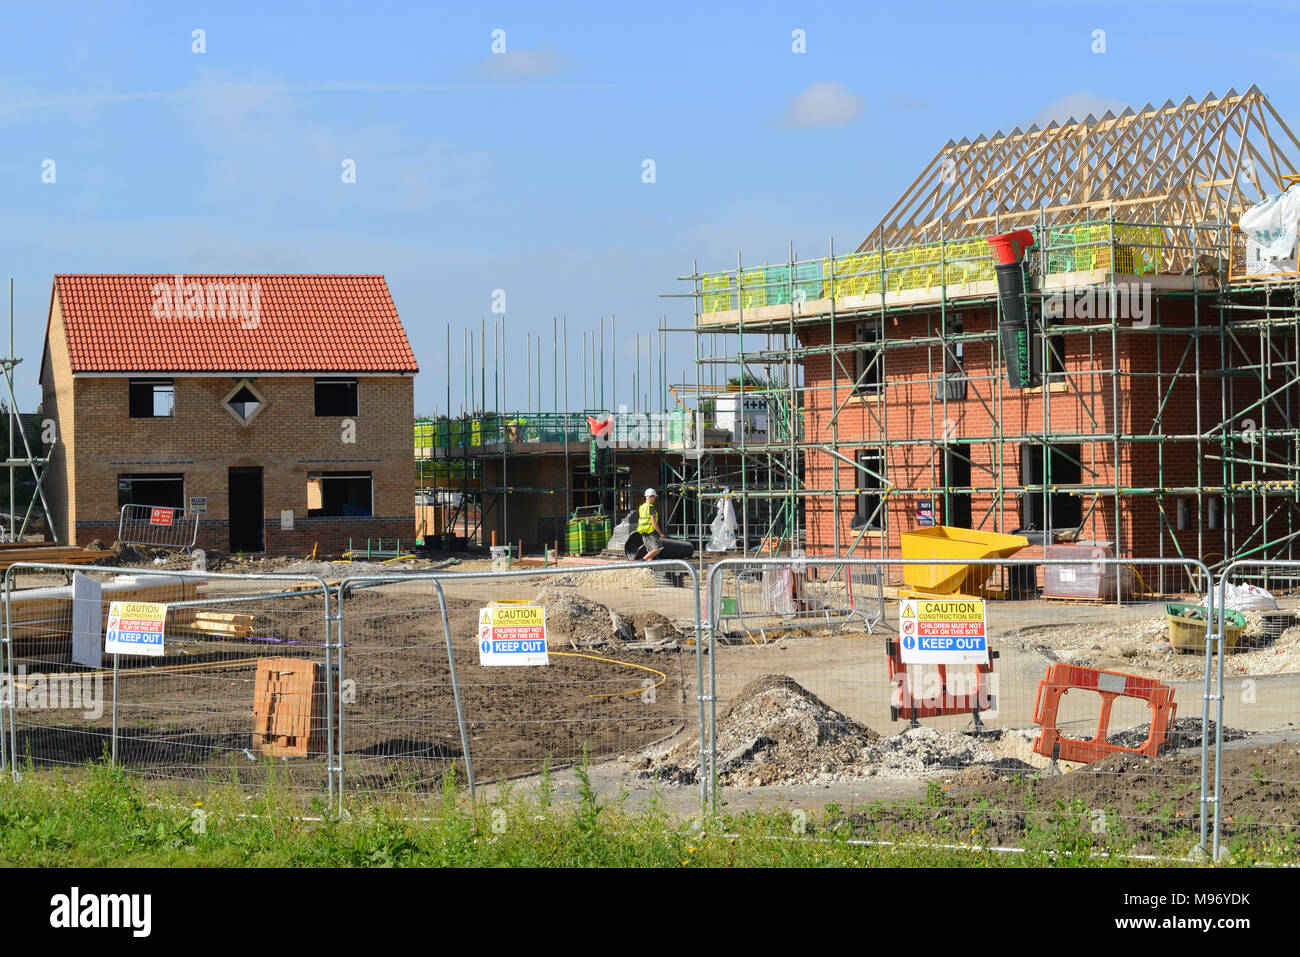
left=416, top=315, right=687, bottom=552
left=3, top=279, right=55, bottom=541
left=667, top=88, right=1300, bottom=588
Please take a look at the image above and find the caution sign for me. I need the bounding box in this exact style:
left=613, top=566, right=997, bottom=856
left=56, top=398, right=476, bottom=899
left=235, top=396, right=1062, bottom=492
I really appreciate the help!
left=104, top=601, right=167, bottom=657
left=149, top=507, right=175, bottom=526
left=478, top=605, right=548, bottom=666
left=898, top=598, right=988, bottom=665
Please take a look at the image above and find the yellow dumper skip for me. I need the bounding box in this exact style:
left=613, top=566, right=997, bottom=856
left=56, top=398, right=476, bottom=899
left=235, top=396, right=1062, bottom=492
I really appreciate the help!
left=900, top=526, right=1029, bottom=595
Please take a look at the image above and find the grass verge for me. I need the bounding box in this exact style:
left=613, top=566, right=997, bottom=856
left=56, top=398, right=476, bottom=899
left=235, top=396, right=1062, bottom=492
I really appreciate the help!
left=0, top=759, right=1284, bottom=867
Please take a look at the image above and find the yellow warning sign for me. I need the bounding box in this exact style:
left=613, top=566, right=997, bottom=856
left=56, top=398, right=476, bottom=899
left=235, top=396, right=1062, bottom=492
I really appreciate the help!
left=483, top=606, right=545, bottom=628
left=913, top=599, right=984, bottom=622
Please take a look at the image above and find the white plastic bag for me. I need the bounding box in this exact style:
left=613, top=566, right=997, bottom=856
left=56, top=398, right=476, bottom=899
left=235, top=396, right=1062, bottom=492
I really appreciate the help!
left=1201, top=581, right=1277, bottom=613
left=761, top=568, right=798, bottom=616
left=707, top=493, right=738, bottom=552
left=1240, top=188, right=1300, bottom=276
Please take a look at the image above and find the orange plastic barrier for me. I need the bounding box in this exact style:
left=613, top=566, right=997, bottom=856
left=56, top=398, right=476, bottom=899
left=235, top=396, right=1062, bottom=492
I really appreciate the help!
left=1032, top=663, right=1177, bottom=764
left=885, top=638, right=997, bottom=729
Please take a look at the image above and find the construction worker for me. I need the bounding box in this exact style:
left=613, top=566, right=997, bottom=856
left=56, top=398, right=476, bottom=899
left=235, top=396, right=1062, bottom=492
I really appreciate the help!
left=638, top=488, right=664, bottom=560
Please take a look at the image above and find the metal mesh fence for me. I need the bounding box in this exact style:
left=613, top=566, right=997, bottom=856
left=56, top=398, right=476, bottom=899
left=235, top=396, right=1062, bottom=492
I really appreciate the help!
left=7, top=550, right=1295, bottom=859
left=336, top=575, right=467, bottom=797
left=117, top=504, right=201, bottom=552
left=416, top=561, right=703, bottom=799
left=701, top=557, right=1216, bottom=855
left=1210, top=559, right=1300, bottom=859
left=711, top=558, right=884, bottom=637
left=2, top=564, right=335, bottom=803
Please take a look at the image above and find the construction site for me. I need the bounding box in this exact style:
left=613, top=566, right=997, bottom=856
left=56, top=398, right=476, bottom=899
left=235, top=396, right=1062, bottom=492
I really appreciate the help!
left=7, top=86, right=1300, bottom=863
left=423, top=89, right=1300, bottom=590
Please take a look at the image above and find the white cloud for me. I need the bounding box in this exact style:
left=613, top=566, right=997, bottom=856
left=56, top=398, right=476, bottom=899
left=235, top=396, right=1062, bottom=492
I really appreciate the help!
left=779, top=82, right=865, bottom=128
left=1030, top=90, right=1129, bottom=127
left=474, top=44, right=579, bottom=79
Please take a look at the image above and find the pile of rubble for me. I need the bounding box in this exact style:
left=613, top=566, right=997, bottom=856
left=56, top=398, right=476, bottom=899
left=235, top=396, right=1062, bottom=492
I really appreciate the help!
left=1108, top=717, right=1249, bottom=753
left=535, top=588, right=682, bottom=651
left=544, top=567, right=656, bottom=590
left=636, top=674, right=1046, bottom=787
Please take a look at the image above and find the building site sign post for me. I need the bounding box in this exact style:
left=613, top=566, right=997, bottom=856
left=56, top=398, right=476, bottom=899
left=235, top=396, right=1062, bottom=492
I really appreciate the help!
left=104, top=601, right=167, bottom=764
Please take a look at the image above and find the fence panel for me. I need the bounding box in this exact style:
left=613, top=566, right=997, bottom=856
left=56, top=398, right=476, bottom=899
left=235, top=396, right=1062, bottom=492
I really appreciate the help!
left=117, top=503, right=201, bottom=552
left=711, top=557, right=884, bottom=636
left=336, top=575, right=469, bottom=798
left=1, top=564, right=336, bottom=805
left=401, top=561, right=705, bottom=804
left=697, top=556, right=1215, bottom=856
left=1211, top=559, right=1300, bottom=860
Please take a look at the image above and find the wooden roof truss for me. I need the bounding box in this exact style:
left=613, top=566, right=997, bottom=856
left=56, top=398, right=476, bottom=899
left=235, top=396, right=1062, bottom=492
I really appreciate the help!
left=857, top=87, right=1300, bottom=251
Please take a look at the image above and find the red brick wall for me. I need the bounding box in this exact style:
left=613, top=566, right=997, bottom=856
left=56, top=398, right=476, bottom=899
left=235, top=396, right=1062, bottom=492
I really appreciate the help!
left=799, top=296, right=1248, bottom=565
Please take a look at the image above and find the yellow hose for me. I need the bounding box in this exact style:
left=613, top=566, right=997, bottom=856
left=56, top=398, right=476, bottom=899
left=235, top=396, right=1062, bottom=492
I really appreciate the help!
left=549, top=650, right=668, bottom=700
left=1124, top=564, right=1152, bottom=595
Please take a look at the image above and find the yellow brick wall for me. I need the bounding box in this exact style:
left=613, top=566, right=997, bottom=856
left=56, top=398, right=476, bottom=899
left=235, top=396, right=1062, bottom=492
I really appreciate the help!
left=41, top=293, right=416, bottom=551
left=40, top=299, right=77, bottom=543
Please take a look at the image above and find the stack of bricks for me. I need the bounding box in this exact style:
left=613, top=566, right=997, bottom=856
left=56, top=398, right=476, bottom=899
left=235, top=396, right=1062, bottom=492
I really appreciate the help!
left=252, top=657, right=327, bottom=758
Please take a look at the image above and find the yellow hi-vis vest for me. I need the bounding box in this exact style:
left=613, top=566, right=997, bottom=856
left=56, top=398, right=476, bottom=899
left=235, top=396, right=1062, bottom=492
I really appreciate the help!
left=637, top=502, right=657, bottom=534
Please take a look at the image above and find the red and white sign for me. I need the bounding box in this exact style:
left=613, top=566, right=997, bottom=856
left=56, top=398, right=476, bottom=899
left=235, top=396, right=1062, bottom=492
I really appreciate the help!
left=149, top=507, right=175, bottom=526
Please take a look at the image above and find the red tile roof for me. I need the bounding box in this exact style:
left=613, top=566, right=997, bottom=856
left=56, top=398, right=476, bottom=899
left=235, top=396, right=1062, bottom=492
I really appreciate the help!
left=50, top=274, right=419, bottom=374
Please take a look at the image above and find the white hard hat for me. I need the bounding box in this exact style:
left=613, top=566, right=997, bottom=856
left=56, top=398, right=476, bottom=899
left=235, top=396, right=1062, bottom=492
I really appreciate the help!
left=645, top=488, right=657, bottom=497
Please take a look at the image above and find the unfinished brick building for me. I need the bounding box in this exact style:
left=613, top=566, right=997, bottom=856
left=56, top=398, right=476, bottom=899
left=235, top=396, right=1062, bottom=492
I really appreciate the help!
left=40, top=274, right=418, bottom=554
left=681, top=88, right=1300, bottom=587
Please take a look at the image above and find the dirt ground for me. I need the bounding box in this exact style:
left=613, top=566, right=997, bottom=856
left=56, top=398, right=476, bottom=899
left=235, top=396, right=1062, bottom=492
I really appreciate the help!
left=838, top=736, right=1300, bottom=852
left=1000, top=604, right=1300, bottom=680
left=339, top=586, right=688, bottom=792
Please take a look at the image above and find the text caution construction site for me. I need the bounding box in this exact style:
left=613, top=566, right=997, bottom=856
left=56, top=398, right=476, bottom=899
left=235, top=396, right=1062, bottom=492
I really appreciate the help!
left=478, top=604, right=548, bottom=666
left=898, top=598, right=988, bottom=665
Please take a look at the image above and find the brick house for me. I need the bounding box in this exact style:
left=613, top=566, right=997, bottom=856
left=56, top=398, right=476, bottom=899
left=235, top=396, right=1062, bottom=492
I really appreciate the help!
left=798, top=295, right=1212, bottom=563
left=39, top=274, right=418, bottom=554
left=690, top=90, right=1300, bottom=582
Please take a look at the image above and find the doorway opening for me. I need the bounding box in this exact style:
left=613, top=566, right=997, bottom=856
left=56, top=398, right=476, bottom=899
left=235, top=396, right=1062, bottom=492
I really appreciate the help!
left=228, top=467, right=264, bottom=552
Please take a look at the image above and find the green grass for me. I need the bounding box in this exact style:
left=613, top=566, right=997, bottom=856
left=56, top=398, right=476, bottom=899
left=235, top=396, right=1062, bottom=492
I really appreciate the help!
left=0, top=759, right=1279, bottom=867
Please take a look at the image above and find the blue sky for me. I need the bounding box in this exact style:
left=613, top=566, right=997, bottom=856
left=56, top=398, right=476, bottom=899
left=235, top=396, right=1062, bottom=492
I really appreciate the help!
left=2, top=0, right=1298, bottom=415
